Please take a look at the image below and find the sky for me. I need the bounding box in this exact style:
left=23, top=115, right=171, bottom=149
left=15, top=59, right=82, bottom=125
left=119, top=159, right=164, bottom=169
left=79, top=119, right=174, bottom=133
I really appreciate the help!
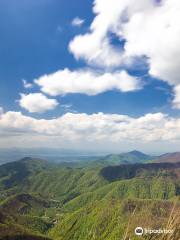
left=0, top=0, right=180, bottom=153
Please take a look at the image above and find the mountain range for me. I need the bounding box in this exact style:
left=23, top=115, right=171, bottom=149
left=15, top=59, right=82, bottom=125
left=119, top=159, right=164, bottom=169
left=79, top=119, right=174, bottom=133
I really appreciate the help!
left=0, top=151, right=179, bottom=239
left=155, top=152, right=180, bottom=163
left=1, top=149, right=180, bottom=167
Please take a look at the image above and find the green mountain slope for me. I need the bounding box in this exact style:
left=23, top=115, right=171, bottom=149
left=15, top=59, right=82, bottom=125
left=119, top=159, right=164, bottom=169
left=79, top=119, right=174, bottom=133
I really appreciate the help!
left=0, top=193, right=54, bottom=239
left=0, top=158, right=179, bottom=240
left=49, top=198, right=180, bottom=240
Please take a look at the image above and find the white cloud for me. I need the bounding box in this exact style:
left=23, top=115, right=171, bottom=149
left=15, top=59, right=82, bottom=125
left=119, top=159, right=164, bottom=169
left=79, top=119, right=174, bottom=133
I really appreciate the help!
left=19, top=93, right=59, bottom=113
left=0, top=110, right=180, bottom=150
left=69, top=0, right=180, bottom=108
left=35, top=68, right=141, bottom=96
left=173, top=85, right=180, bottom=109
left=22, top=79, right=33, bottom=89
left=69, top=34, right=124, bottom=67
left=72, top=17, right=85, bottom=27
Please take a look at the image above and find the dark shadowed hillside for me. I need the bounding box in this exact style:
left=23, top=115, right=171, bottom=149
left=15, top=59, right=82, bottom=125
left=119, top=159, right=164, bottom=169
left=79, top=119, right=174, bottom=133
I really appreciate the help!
left=100, top=162, right=180, bottom=181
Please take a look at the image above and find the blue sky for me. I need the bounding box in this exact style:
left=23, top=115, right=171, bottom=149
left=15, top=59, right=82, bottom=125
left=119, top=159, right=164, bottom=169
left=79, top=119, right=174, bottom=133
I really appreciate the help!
left=0, top=0, right=180, bottom=153
left=0, top=0, right=174, bottom=116
left=0, top=0, right=92, bottom=113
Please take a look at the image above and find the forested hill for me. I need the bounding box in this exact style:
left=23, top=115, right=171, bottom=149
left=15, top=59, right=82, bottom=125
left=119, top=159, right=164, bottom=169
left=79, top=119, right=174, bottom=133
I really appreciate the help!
left=0, top=157, right=179, bottom=240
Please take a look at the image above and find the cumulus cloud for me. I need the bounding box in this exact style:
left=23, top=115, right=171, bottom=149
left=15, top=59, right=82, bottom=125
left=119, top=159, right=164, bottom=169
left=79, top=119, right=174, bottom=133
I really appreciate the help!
left=69, top=0, right=180, bottom=107
left=19, top=93, right=59, bottom=113
left=69, top=34, right=124, bottom=68
left=35, top=68, right=141, bottom=96
left=69, top=0, right=128, bottom=67
left=0, top=111, right=180, bottom=148
left=22, top=79, right=33, bottom=89
left=72, top=17, right=85, bottom=27
left=173, top=85, right=180, bottom=109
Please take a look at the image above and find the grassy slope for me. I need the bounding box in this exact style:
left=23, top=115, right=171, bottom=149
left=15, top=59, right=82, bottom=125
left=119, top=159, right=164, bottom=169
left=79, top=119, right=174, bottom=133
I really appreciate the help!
left=49, top=198, right=180, bottom=240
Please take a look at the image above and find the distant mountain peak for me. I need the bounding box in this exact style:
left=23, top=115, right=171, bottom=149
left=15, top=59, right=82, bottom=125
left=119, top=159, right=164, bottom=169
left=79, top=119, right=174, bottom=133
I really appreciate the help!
left=128, top=150, right=148, bottom=157
left=20, top=157, right=34, bottom=161
left=100, top=150, right=153, bottom=165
